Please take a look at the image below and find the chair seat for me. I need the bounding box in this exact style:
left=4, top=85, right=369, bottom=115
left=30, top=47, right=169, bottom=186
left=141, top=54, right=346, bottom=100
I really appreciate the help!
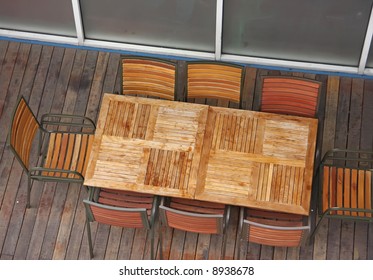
left=42, top=132, right=94, bottom=180
left=322, top=165, right=372, bottom=218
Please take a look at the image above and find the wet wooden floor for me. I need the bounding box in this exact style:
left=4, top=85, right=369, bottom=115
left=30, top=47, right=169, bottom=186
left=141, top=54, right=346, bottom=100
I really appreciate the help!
left=0, top=39, right=372, bottom=260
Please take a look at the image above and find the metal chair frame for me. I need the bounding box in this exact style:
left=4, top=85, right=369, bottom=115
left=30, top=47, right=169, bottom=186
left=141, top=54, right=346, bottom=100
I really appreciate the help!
left=310, top=148, right=373, bottom=240
left=8, top=96, right=96, bottom=208
left=83, top=187, right=160, bottom=259
left=159, top=196, right=231, bottom=259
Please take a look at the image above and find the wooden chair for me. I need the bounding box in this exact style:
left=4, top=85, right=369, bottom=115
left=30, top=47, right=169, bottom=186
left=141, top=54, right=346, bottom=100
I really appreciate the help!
left=186, top=61, right=245, bottom=108
left=237, top=208, right=310, bottom=259
left=8, top=96, right=95, bottom=208
left=310, top=149, right=373, bottom=240
left=259, top=76, right=322, bottom=118
left=120, top=55, right=177, bottom=100
left=159, top=197, right=231, bottom=259
left=83, top=188, right=160, bottom=259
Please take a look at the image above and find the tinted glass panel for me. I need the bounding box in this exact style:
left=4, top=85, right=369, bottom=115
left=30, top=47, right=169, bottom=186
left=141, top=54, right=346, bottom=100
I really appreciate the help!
left=223, top=0, right=372, bottom=66
left=80, top=0, right=216, bottom=52
left=0, top=0, right=76, bottom=37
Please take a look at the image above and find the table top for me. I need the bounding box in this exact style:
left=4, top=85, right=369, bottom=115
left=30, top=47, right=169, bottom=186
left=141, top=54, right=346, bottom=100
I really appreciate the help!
left=85, top=93, right=318, bottom=215
left=195, top=106, right=318, bottom=215
left=84, top=94, right=209, bottom=198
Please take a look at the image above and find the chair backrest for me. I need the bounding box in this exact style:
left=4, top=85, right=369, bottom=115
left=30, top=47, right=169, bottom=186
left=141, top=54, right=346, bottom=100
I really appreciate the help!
left=121, top=56, right=177, bottom=100
left=260, top=76, right=322, bottom=118
left=84, top=188, right=156, bottom=229
left=9, top=96, right=40, bottom=171
left=186, top=61, right=245, bottom=108
left=320, top=149, right=373, bottom=219
left=242, top=209, right=309, bottom=247
left=159, top=198, right=227, bottom=234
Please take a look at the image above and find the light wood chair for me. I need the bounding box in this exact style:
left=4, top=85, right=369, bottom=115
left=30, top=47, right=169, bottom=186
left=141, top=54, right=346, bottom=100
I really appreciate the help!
left=309, top=149, right=373, bottom=240
left=237, top=208, right=310, bottom=259
left=159, top=197, right=231, bottom=259
left=186, top=61, right=245, bottom=108
left=260, top=76, right=322, bottom=118
left=120, top=55, right=177, bottom=100
left=83, top=188, right=160, bottom=259
left=8, top=96, right=95, bottom=208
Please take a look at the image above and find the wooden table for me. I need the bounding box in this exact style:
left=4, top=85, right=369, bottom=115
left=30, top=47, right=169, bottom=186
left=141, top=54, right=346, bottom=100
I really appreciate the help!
left=85, top=94, right=318, bottom=215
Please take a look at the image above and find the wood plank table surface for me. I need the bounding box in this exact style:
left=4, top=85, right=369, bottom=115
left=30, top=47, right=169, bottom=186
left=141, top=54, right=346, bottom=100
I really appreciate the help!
left=84, top=93, right=209, bottom=198
left=85, top=93, right=318, bottom=215
left=195, top=106, right=318, bottom=215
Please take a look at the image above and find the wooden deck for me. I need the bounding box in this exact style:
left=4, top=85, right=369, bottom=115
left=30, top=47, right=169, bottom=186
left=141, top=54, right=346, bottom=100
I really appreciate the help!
left=0, top=39, right=372, bottom=260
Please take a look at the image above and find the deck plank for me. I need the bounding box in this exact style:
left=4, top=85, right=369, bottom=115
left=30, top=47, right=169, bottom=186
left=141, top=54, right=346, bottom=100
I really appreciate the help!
left=116, top=228, right=135, bottom=260
left=339, top=78, right=365, bottom=260
left=354, top=79, right=373, bottom=260
left=0, top=43, right=32, bottom=258
left=325, top=77, right=352, bottom=260
left=313, top=76, right=340, bottom=260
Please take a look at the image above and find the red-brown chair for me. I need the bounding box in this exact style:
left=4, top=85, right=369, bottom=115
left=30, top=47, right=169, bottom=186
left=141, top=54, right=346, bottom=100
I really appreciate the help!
left=83, top=188, right=160, bottom=259
left=260, top=76, right=322, bottom=118
left=237, top=208, right=310, bottom=259
left=159, top=197, right=231, bottom=259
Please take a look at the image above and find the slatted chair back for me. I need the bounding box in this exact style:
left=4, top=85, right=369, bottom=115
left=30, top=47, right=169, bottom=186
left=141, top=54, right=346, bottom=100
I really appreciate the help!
left=260, top=76, right=322, bottom=118
left=159, top=197, right=230, bottom=259
left=9, top=96, right=39, bottom=171
left=310, top=149, right=373, bottom=240
left=8, top=96, right=96, bottom=208
left=237, top=208, right=309, bottom=259
left=83, top=188, right=159, bottom=259
left=121, top=56, right=177, bottom=100
left=186, top=61, right=245, bottom=108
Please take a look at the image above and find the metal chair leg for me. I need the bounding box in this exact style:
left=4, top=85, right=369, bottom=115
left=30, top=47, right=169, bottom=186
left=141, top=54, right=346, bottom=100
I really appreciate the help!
left=236, top=207, right=244, bottom=260
left=309, top=212, right=328, bottom=243
left=221, top=232, right=228, bottom=260
left=150, top=227, right=155, bottom=260
left=159, top=228, right=163, bottom=260
left=86, top=219, right=94, bottom=259
left=26, top=174, right=31, bottom=208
